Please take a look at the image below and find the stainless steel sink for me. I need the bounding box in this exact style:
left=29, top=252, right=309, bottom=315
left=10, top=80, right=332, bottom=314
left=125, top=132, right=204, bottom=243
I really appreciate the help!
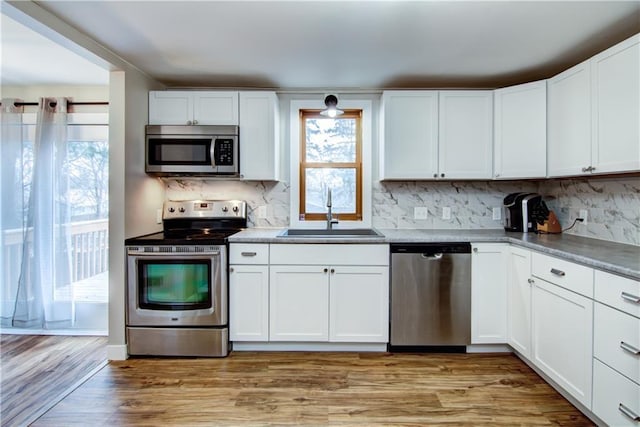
left=277, top=228, right=383, bottom=238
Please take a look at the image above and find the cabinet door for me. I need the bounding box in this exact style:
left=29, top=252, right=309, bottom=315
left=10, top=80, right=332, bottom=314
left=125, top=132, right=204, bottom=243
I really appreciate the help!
left=547, top=61, right=592, bottom=177
left=438, top=91, right=493, bottom=179
left=148, top=91, right=193, bottom=125
left=507, top=246, right=532, bottom=358
left=229, top=265, right=269, bottom=341
left=379, top=91, right=438, bottom=179
left=193, top=91, right=239, bottom=125
left=592, top=34, right=640, bottom=174
left=493, top=81, right=547, bottom=179
left=239, top=91, right=279, bottom=180
left=471, top=244, right=508, bottom=344
left=269, top=266, right=329, bottom=341
left=329, top=266, right=389, bottom=342
left=532, top=279, right=593, bottom=408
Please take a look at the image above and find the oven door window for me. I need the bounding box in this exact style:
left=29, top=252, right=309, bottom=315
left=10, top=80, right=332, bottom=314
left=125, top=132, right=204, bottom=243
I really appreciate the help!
left=148, top=138, right=212, bottom=165
left=138, top=260, right=212, bottom=310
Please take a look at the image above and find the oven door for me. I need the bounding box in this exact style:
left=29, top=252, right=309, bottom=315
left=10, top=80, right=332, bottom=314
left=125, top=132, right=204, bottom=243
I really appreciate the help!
left=126, top=247, right=227, bottom=327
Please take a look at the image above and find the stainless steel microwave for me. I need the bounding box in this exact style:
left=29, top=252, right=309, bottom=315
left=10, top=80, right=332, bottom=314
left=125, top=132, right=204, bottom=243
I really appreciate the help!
left=145, top=125, right=239, bottom=176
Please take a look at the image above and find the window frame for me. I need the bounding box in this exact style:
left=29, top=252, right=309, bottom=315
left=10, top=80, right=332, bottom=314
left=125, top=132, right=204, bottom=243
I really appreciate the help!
left=299, top=109, right=363, bottom=221
left=289, top=98, right=372, bottom=229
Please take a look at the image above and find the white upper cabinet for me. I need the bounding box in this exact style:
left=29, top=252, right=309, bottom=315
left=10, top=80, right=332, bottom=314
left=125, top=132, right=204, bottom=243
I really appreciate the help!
left=493, top=81, right=547, bottom=179
left=591, top=34, right=640, bottom=174
left=239, top=91, right=280, bottom=180
left=149, top=91, right=239, bottom=125
left=379, top=90, right=492, bottom=180
left=438, top=91, right=494, bottom=179
left=379, top=91, right=439, bottom=179
left=548, top=33, right=640, bottom=177
left=547, top=61, right=592, bottom=177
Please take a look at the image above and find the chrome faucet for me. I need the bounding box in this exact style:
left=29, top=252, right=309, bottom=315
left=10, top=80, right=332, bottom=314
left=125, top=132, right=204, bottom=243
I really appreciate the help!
left=326, top=188, right=339, bottom=229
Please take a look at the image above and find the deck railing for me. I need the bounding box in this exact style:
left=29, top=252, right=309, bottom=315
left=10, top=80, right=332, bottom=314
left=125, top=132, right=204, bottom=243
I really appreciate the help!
left=1, top=219, right=109, bottom=301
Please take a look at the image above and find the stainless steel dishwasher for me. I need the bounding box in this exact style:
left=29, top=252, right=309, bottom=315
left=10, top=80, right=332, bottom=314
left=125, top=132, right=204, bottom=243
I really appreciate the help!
left=390, top=243, right=471, bottom=351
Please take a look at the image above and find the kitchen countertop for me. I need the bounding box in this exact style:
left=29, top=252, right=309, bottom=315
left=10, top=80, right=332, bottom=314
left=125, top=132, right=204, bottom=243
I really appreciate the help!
left=229, top=228, right=640, bottom=280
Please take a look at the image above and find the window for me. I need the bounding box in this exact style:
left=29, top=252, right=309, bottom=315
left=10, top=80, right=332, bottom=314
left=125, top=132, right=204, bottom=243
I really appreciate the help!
left=299, top=109, right=362, bottom=221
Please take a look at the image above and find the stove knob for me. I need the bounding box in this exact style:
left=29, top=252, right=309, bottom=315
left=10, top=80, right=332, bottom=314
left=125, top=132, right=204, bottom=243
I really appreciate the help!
left=179, top=207, right=185, bottom=213
left=168, top=207, right=175, bottom=213
left=222, top=206, right=229, bottom=213
left=232, top=206, right=239, bottom=213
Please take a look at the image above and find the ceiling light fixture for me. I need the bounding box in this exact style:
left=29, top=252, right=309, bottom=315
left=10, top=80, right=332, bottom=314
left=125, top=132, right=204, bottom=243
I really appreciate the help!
left=320, top=94, right=344, bottom=118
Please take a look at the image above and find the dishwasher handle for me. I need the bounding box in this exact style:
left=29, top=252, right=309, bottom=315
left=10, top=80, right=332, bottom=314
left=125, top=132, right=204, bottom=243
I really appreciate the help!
left=421, top=253, right=443, bottom=260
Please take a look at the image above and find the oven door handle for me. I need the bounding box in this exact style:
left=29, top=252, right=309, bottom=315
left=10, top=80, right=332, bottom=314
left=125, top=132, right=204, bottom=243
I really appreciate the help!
left=128, top=251, right=221, bottom=257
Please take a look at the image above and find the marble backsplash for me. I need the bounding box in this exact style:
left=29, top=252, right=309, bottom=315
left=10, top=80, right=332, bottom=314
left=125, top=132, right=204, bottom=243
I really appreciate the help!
left=538, top=176, right=640, bottom=247
left=165, top=176, right=640, bottom=247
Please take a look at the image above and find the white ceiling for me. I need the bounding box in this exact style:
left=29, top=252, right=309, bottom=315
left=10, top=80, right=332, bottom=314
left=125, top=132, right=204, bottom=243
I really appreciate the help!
left=1, top=13, right=109, bottom=86
left=4, top=1, right=640, bottom=89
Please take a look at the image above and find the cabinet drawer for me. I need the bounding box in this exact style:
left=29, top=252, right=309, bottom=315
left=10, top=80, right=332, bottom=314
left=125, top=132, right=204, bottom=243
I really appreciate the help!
left=531, top=252, right=593, bottom=297
left=594, top=302, right=640, bottom=383
left=229, top=244, right=269, bottom=264
left=270, top=244, right=389, bottom=266
left=595, top=270, right=640, bottom=318
left=593, top=359, right=640, bottom=427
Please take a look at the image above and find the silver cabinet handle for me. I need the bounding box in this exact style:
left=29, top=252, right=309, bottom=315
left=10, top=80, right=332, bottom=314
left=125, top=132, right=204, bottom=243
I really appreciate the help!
left=193, top=119, right=198, bottom=125
left=582, top=167, right=589, bottom=172
left=528, top=278, right=535, bottom=284
left=323, top=268, right=328, bottom=273
left=241, top=252, right=257, bottom=257
left=187, top=120, right=193, bottom=125
left=620, top=341, right=640, bottom=356
left=330, top=268, right=335, bottom=274
left=618, top=403, right=640, bottom=421
left=229, top=267, right=234, bottom=273
left=473, top=247, right=478, bottom=253
left=550, top=268, right=566, bottom=277
left=621, top=292, right=640, bottom=304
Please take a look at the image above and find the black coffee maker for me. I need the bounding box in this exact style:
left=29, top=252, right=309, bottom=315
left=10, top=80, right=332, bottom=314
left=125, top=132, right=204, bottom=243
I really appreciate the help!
left=503, top=192, right=548, bottom=232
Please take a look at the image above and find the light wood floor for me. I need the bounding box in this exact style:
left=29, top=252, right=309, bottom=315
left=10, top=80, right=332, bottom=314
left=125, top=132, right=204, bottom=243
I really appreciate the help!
left=33, top=351, right=594, bottom=426
left=0, top=334, right=107, bottom=427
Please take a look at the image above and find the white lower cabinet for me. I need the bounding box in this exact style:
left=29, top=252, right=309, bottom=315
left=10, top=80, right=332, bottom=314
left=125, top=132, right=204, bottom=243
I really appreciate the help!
left=229, top=265, right=269, bottom=341
left=268, top=244, right=389, bottom=344
left=471, top=243, right=508, bottom=344
left=531, top=279, right=593, bottom=408
left=507, top=246, right=532, bottom=358
left=329, top=266, right=389, bottom=342
left=229, top=244, right=270, bottom=342
left=593, top=359, right=640, bottom=426
left=269, top=266, right=329, bottom=341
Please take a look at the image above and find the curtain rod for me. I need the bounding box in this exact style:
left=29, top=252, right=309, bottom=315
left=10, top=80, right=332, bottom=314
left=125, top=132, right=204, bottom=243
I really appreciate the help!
left=4, top=101, right=109, bottom=107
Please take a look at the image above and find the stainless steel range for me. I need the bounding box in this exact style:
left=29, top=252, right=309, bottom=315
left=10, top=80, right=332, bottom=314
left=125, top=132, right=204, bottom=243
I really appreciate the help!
left=125, top=200, right=247, bottom=357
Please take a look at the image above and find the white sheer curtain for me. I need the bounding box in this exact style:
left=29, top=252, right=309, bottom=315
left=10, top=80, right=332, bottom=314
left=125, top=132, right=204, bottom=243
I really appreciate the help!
left=0, top=99, right=24, bottom=326
left=1, top=97, right=75, bottom=329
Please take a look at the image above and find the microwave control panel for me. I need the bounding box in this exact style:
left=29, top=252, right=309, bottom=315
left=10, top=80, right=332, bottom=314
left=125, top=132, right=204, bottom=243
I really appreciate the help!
left=214, top=139, right=234, bottom=166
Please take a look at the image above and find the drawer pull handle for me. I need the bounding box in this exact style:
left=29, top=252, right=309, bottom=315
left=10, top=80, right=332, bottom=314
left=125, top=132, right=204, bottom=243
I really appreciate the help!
left=618, top=403, right=640, bottom=421
left=528, top=278, right=535, bottom=285
left=620, top=341, right=640, bottom=356
left=621, top=292, right=640, bottom=304
left=241, top=252, right=257, bottom=257
left=550, top=268, right=565, bottom=277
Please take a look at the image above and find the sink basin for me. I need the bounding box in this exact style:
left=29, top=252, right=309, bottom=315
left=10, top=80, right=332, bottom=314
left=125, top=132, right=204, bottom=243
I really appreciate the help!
left=278, top=228, right=383, bottom=238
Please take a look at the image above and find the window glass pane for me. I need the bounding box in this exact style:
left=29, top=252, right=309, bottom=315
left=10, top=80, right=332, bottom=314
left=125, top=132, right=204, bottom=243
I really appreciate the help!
left=66, top=124, right=109, bottom=221
left=305, top=168, right=356, bottom=214
left=305, top=117, right=356, bottom=163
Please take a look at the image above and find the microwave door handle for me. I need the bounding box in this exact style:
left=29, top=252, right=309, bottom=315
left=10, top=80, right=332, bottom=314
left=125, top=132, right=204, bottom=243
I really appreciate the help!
left=210, top=139, right=217, bottom=168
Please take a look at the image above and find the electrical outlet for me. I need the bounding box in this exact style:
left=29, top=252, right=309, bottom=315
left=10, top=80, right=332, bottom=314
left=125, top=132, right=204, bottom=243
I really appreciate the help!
left=442, top=206, right=451, bottom=220
left=579, top=209, right=588, bottom=225
left=257, top=205, right=268, bottom=219
left=156, top=209, right=162, bottom=224
left=492, top=207, right=502, bottom=221
left=414, top=207, right=428, bottom=220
